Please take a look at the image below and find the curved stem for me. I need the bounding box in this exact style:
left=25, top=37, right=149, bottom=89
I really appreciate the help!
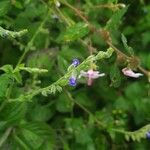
left=0, top=127, right=12, bottom=148
left=65, top=90, right=105, bottom=128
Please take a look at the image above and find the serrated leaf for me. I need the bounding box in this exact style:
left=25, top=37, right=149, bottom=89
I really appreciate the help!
left=58, top=22, right=89, bottom=42
left=0, top=102, right=27, bottom=124
left=110, top=64, right=121, bottom=87
left=13, top=71, right=22, bottom=84
left=121, top=34, right=134, bottom=55
left=18, top=122, right=55, bottom=149
left=106, top=6, right=128, bottom=30
left=0, top=74, right=12, bottom=98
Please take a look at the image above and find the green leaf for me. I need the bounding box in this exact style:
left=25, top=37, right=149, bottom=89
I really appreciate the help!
left=110, top=64, right=121, bottom=87
left=0, top=65, right=13, bottom=74
left=12, top=1, right=24, bottom=9
left=125, top=134, right=130, bottom=141
left=121, top=34, right=134, bottom=55
left=65, top=118, right=92, bottom=145
left=18, top=122, right=55, bottom=149
left=57, top=55, right=69, bottom=74
left=106, top=6, right=128, bottom=30
left=0, top=102, right=27, bottom=124
left=125, top=82, right=144, bottom=100
left=0, top=1, right=10, bottom=16
left=75, top=128, right=92, bottom=145
left=29, top=104, right=55, bottom=122
left=13, top=71, right=22, bottom=84
left=58, top=22, right=89, bottom=42
left=26, top=51, right=55, bottom=72
left=56, top=93, right=73, bottom=113
left=0, top=74, right=12, bottom=98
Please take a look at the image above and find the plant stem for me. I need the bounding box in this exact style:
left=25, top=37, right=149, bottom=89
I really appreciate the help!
left=65, top=90, right=105, bottom=128
left=59, top=1, right=150, bottom=77
left=13, top=134, right=30, bottom=150
left=16, top=9, right=51, bottom=67
left=0, top=127, right=12, bottom=148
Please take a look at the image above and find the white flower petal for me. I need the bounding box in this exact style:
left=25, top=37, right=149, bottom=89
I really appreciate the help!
left=79, top=70, right=88, bottom=78
left=91, top=73, right=105, bottom=79
left=122, top=68, right=143, bottom=78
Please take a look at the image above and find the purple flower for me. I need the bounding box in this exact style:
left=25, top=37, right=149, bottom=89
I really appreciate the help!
left=146, top=131, right=150, bottom=139
left=69, top=77, right=77, bottom=86
left=72, top=59, right=80, bottom=67
left=122, top=67, right=143, bottom=78
left=79, top=69, right=105, bottom=86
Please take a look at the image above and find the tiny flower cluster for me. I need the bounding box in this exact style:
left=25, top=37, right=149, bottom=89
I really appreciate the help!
left=68, top=59, right=80, bottom=86
left=68, top=59, right=105, bottom=87
left=68, top=59, right=144, bottom=87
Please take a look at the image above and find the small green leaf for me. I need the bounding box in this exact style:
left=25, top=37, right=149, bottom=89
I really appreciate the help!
left=0, top=65, right=13, bottom=74
left=110, top=64, right=121, bottom=87
left=106, top=6, right=128, bottom=30
left=58, top=22, right=89, bottom=42
left=121, top=34, right=134, bottom=55
left=0, top=74, right=12, bottom=98
left=12, top=1, right=23, bottom=9
left=13, top=71, right=22, bottom=84
left=125, top=134, right=130, bottom=141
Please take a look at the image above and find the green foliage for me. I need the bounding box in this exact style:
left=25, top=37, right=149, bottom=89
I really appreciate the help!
left=0, top=27, right=27, bottom=38
left=110, top=64, right=121, bottom=87
left=0, top=0, right=150, bottom=149
left=0, top=74, right=12, bottom=98
left=106, top=6, right=128, bottom=30
left=58, top=22, right=89, bottom=42
left=121, top=34, right=134, bottom=55
left=115, top=124, right=150, bottom=142
left=0, top=1, right=10, bottom=17
left=16, top=122, right=55, bottom=149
